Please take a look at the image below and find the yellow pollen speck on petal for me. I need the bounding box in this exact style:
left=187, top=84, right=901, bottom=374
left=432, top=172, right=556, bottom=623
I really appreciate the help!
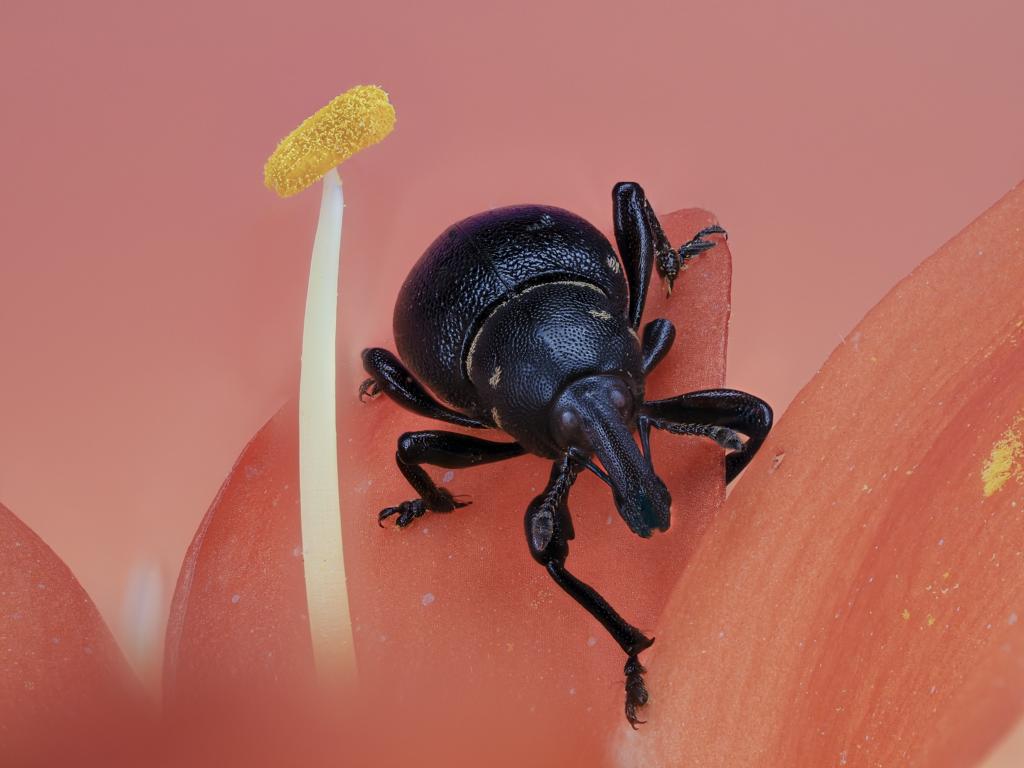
left=264, top=85, right=396, bottom=197
left=901, top=608, right=911, bottom=621
left=927, top=614, right=936, bottom=627
left=982, top=413, right=1024, bottom=497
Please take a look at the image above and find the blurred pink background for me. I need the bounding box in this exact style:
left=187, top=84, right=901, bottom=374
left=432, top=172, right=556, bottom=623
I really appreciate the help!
left=1, top=0, right=1022, bottom=689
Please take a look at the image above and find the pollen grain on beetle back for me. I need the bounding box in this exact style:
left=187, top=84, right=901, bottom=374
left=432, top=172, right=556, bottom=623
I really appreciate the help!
left=263, top=84, right=396, bottom=197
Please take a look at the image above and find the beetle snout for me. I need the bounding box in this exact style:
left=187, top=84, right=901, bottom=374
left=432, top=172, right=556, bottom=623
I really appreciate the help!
left=611, top=473, right=672, bottom=538
left=551, top=375, right=671, bottom=537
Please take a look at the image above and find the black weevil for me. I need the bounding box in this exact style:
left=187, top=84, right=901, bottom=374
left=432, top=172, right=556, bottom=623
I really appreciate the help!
left=359, top=181, right=773, bottom=727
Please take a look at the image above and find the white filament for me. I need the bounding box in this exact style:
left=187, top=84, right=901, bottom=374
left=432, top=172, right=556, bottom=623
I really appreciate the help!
left=298, top=168, right=356, bottom=684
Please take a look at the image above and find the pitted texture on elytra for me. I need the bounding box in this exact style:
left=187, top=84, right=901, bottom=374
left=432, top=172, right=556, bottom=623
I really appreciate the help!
left=394, top=205, right=628, bottom=413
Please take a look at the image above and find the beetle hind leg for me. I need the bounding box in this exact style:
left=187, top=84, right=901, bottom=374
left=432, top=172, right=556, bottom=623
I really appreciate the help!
left=525, top=456, right=655, bottom=728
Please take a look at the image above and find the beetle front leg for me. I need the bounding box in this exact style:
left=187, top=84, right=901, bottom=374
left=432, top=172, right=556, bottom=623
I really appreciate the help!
left=380, top=431, right=525, bottom=527
left=642, top=389, right=773, bottom=482
left=525, top=456, right=654, bottom=727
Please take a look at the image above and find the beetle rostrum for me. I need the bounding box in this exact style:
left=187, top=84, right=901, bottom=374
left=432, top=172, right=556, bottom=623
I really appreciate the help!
left=360, top=181, right=773, bottom=728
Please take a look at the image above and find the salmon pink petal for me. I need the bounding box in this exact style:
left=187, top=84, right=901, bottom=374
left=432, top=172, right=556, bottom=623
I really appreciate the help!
left=165, top=209, right=731, bottom=765
left=0, top=502, right=149, bottom=765
left=615, top=182, right=1024, bottom=767
left=163, top=401, right=313, bottom=707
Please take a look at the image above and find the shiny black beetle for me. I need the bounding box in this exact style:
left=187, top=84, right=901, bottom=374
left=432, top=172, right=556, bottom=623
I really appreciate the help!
left=359, top=182, right=773, bottom=726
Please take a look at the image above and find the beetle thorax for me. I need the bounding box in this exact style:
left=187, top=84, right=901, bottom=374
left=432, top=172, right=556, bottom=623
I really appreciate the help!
left=466, top=280, right=643, bottom=457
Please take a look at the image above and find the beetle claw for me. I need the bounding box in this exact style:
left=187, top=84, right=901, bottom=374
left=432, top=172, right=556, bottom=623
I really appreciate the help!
left=358, top=377, right=382, bottom=402
left=377, top=498, right=428, bottom=528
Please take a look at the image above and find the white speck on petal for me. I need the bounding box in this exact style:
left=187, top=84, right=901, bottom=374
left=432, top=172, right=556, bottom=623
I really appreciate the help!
left=231, top=594, right=241, bottom=604
left=442, top=471, right=455, bottom=484
left=1010, top=612, right=1018, bottom=626
left=587, top=636, right=597, bottom=647
left=421, top=592, right=436, bottom=606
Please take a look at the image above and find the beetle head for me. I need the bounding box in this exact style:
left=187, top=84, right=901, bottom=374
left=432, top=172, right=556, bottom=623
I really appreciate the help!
left=550, top=374, right=671, bottom=537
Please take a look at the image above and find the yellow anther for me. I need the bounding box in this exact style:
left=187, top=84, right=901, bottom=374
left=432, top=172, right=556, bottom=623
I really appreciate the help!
left=264, top=85, right=396, bottom=197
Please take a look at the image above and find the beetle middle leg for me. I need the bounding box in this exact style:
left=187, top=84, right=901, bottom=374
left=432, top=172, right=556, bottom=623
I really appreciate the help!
left=640, top=389, right=774, bottom=483
left=525, top=455, right=655, bottom=727
left=379, top=430, right=525, bottom=527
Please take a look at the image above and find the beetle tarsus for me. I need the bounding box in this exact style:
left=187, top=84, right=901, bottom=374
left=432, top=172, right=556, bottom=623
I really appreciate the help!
left=658, top=224, right=728, bottom=295
left=378, top=499, right=426, bottom=528
left=624, top=654, right=650, bottom=728
left=647, top=418, right=745, bottom=452
left=378, top=494, right=471, bottom=528
left=358, top=377, right=382, bottom=401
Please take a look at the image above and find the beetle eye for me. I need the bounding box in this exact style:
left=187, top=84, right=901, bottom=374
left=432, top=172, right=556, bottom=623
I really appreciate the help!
left=610, top=387, right=627, bottom=411
left=609, top=383, right=634, bottom=418
left=552, top=406, right=583, bottom=448
left=561, top=409, right=579, bottom=430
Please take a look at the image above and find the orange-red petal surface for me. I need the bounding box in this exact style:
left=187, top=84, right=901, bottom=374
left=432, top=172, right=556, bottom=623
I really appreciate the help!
left=164, top=209, right=731, bottom=765
left=615, top=183, right=1024, bottom=766
left=0, top=502, right=148, bottom=766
